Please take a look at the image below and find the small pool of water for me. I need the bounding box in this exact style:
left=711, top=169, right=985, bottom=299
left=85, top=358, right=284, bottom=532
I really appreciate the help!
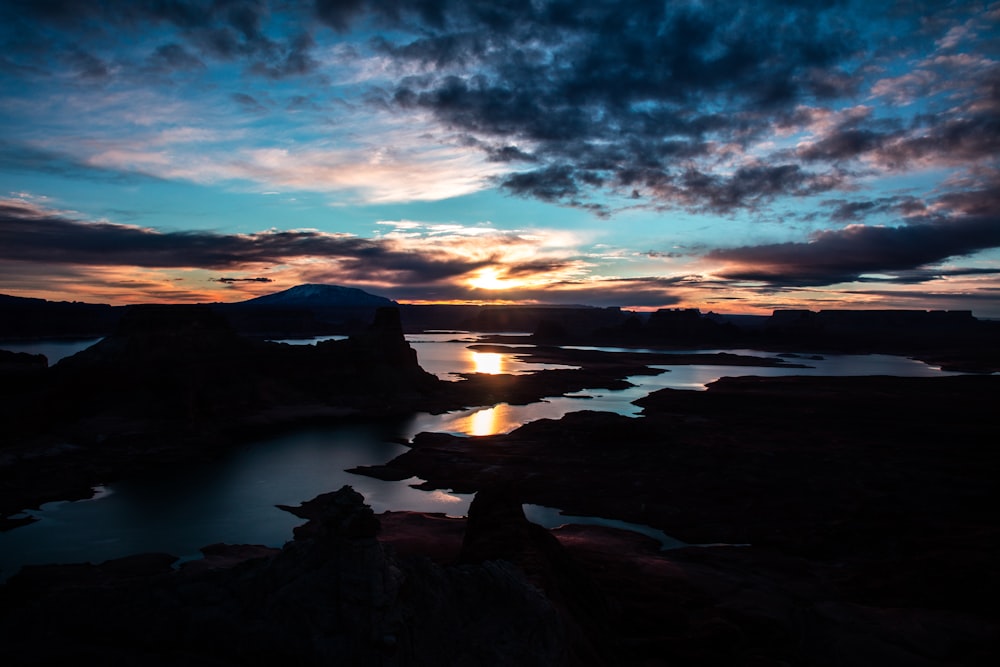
left=523, top=505, right=685, bottom=550
left=0, top=338, right=102, bottom=365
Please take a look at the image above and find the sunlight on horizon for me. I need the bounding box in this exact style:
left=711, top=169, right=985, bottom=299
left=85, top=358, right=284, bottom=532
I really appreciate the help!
left=467, top=266, right=534, bottom=291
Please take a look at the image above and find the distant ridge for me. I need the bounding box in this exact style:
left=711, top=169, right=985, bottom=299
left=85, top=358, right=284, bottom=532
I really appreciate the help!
left=240, top=284, right=396, bottom=308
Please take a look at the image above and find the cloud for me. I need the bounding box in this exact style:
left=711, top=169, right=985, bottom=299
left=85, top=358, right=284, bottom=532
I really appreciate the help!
left=822, top=196, right=925, bottom=222
left=0, top=0, right=312, bottom=80
left=344, top=274, right=688, bottom=309
left=356, top=1, right=997, bottom=215
left=213, top=276, right=274, bottom=283
left=0, top=198, right=382, bottom=269
left=43, top=102, right=509, bottom=203
left=0, top=140, right=154, bottom=184
left=2, top=0, right=998, bottom=224
left=707, top=214, right=1000, bottom=287
left=231, top=92, right=268, bottom=113
left=0, top=199, right=581, bottom=290
left=249, top=32, right=320, bottom=79
left=145, top=43, right=205, bottom=74
left=371, top=1, right=866, bottom=211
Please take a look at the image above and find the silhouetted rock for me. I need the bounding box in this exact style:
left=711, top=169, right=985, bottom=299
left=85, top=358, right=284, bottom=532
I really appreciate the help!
left=277, top=486, right=381, bottom=540
left=0, top=293, right=119, bottom=339
left=0, top=305, right=441, bottom=525
left=0, top=349, right=46, bottom=372
left=532, top=319, right=570, bottom=343
left=460, top=487, right=614, bottom=664
left=372, top=374, right=1000, bottom=665
left=0, top=486, right=568, bottom=666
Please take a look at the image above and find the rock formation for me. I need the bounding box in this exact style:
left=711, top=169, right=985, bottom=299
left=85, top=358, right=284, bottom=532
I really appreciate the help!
left=0, top=486, right=568, bottom=666
left=0, top=305, right=440, bottom=526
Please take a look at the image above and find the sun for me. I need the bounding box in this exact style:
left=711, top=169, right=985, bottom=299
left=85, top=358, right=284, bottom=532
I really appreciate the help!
left=468, top=267, right=523, bottom=290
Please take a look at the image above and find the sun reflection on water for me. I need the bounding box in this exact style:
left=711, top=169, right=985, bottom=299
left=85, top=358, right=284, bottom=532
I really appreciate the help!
left=471, top=351, right=503, bottom=374
left=469, top=406, right=500, bottom=436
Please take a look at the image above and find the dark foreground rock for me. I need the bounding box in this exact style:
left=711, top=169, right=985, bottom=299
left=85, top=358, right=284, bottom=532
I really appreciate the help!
left=0, top=305, right=440, bottom=525
left=3, top=371, right=999, bottom=666
left=358, top=374, right=1000, bottom=665
left=0, top=486, right=569, bottom=666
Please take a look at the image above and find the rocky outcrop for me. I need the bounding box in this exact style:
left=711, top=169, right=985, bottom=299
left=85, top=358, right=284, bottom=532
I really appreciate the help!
left=358, top=374, right=1000, bottom=665
left=0, top=305, right=441, bottom=526
left=0, top=486, right=568, bottom=666
left=459, top=486, right=614, bottom=665
left=23, top=303, right=439, bottom=428
left=0, top=293, right=119, bottom=339
left=0, top=349, right=46, bottom=372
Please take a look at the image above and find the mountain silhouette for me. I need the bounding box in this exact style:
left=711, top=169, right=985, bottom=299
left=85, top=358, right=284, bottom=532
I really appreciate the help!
left=241, top=284, right=396, bottom=308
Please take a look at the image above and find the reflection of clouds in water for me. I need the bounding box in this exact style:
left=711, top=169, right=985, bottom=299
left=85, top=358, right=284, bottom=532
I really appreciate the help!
left=426, top=490, right=465, bottom=505
left=472, top=351, right=503, bottom=374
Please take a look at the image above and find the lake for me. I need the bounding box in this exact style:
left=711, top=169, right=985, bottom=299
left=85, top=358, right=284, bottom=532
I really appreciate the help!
left=0, top=334, right=959, bottom=580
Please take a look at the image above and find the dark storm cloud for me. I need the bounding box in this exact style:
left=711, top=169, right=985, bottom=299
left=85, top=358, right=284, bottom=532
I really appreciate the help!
left=0, top=200, right=493, bottom=283
left=361, top=0, right=865, bottom=211
left=249, top=32, right=319, bottom=79
left=213, top=276, right=274, bottom=283
left=792, top=51, right=1000, bottom=172
left=331, top=1, right=998, bottom=216
left=673, top=164, right=846, bottom=213
left=796, top=108, right=1000, bottom=169
left=707, top=214, right=1000, bottom=287
left=0, top=0, right=316, bottom=79
left=64, top=49, right=111, bottom=80
left=3, top=0, right=996, bottom=217
left=935, top=183, right=1000, bottom=217
left=500, top=165, right=579, bottom=202
left=145, top=43, right=206, bottom=73
left=823, top=196, right=925, bottom=222
left=880, top=112, right=1000, bottom=168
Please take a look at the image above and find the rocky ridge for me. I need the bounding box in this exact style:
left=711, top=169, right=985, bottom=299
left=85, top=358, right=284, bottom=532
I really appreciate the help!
left=0, top=486, right=571, bottom=666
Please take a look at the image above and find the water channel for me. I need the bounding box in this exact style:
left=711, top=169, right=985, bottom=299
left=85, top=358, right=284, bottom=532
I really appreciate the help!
left=0, top=334, right=959, bottom=580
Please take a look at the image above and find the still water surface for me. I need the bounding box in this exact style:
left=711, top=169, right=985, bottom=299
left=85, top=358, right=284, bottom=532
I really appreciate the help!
left=0, top=334, right=958, bottom=579
left=0, top=338, right=103, bottom=364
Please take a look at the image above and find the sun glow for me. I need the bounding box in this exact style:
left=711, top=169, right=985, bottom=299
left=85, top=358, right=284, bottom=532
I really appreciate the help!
left=468, top=267, right=526, bottom=290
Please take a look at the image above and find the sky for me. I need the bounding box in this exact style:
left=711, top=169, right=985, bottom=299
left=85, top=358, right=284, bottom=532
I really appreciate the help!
left=1, top=0, right=999, bottom=316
